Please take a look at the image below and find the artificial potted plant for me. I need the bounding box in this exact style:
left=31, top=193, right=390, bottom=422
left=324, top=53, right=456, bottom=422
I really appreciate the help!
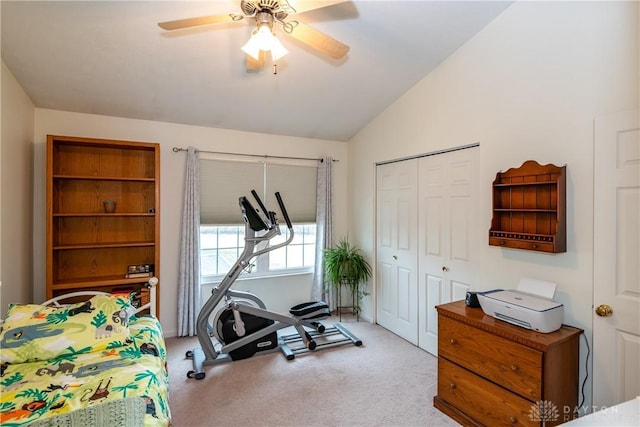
left=323, top=237, right=372, bottom=319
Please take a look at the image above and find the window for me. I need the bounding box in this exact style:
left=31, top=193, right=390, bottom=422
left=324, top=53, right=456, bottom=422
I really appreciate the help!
left=200, top=225, right=245, bottom=277
left=267, top=223, right=316, bottom=271
left=199, top=158, right=318, bottom=283
left=200, top=223, right=316, bottom=281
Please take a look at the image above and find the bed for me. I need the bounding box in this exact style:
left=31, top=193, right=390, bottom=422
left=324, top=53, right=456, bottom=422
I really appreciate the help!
left=0, top=287, right=170, bottom=427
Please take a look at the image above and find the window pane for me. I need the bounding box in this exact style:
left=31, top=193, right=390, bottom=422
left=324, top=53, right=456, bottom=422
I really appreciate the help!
left=303, top=224, right=316, bottom=244
left=287, top=245, right=304, bottom=268
left=269, top=247, right=287, bottom=270
left=270, top=228, right=288, bottom=246
left=219, top=247, right=240, bottom=273
left=290, top=226, right=304, bottom=245
left=218, top=226, right=241, bottom=248
left=303, top=244, right=315, bottom=266
left=200, top=226, right=218, bottom=249
left=201, top=249, right=218, bottom=275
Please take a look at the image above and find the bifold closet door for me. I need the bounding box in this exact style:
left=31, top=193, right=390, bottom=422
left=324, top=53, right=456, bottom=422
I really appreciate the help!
left=417, top=147, right=479, bottom=356
left=376, top=159, right=419, bottom=344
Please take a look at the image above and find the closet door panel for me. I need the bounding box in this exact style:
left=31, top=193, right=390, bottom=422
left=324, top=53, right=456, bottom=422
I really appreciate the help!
left=418, top=147, right=479, bottom=355
left=450, top=198, right=471, bottom=262
left=377, top=262, right=394, bottom=317
left=421, top=272, right=444, bottom=349
left=424, top=199, right=443, bottom=256
left=376, top=160, right=418, bottom=344
left=397, top=267, right=413, bottom=323
left=398, top=200, right=412, bottom=249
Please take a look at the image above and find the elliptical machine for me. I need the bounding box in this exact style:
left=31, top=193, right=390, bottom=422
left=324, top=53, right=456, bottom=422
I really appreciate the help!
left=187, top=190, right=361, bottom=380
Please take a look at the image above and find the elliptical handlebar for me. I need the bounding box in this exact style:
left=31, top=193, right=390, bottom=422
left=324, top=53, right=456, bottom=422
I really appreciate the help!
left=248, top=190, right=293, bottom=231
left=250, top=190, right=272, bottom=228
left=274, top=192, right=292, bottom=230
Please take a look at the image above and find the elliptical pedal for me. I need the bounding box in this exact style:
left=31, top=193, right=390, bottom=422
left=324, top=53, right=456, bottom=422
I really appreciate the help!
left=289, top=301, right=330, bottom=320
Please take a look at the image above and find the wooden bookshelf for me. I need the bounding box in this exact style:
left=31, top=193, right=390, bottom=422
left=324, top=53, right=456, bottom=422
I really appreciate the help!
left=46, top=135, right=160, bottom=314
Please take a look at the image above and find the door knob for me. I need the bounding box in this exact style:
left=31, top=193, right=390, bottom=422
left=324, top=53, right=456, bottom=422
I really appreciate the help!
left=442, top=266, right=449, bottom=272
left=595, top=304, right=613, bottom=317
left=392, top=255, right=398, bottom=260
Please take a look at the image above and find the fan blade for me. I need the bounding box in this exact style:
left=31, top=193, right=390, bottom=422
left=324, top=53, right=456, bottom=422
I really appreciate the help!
left=285, top=21, right=349, bottom=59
left=246, top=51, right=266, bottom=72
left=289, top=1, right=349, bottom=14
left=158, top=13, right=241, bottom=31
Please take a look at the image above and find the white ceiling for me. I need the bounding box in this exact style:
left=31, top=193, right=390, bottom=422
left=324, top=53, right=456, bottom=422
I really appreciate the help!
left=1, top=1, right=512, bottom=141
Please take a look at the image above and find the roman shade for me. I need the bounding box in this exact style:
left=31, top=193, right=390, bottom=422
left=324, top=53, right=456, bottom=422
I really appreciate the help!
left=200, top=159, right=317, bottom=225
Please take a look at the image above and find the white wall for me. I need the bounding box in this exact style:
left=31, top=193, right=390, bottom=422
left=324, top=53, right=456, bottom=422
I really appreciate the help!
left=349, top=0, right=638, bottom=411
left=32, top=109, right=348, bottom=336
left=0, top=61, right=35, bottom=318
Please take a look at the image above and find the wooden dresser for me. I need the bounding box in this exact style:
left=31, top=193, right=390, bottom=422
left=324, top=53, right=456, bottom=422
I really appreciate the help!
left=434, top=301, right=582, bottom=426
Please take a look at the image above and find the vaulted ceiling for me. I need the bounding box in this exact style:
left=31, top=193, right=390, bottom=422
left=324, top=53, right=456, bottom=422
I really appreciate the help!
left=1, top=1, right=512, bottom=141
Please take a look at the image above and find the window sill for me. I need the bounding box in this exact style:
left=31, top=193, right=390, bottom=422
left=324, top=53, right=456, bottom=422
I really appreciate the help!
left=201, top=269, right=313, bottom=286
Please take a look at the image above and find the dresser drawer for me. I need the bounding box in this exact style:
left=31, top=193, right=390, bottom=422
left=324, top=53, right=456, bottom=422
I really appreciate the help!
left=438, top=358, right=538, bottom=426
left=438, top=315, right=543, bottom=400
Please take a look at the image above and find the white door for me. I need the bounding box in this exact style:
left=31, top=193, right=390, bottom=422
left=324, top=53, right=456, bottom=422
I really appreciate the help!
left=593, top=109, right=640, bottom=407
left=418, top=147, right=479, bottom=355
left=376, top=160, right=419, bottom=344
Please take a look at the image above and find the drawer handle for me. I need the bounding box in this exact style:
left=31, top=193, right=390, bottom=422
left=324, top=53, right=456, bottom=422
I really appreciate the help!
left=450, top=338, right=457, bottom=345
left=449, top=383, right=456, bottom=390
left=510, top=365, right=519, bottom=372
left=510, top=416, right=517, bottom=424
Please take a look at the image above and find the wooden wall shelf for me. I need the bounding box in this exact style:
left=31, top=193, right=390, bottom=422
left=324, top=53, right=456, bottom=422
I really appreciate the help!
left=489, top=160, right=566, bottom=253
left=46, top=135, right=160, bottom=314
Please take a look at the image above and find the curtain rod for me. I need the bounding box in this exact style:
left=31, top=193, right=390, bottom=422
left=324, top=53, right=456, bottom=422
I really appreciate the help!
left=171, top=147, right=338, bottom=162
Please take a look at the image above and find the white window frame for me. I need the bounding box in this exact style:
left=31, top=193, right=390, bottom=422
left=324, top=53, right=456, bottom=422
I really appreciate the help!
left=200, top=222, right=316, bottom=285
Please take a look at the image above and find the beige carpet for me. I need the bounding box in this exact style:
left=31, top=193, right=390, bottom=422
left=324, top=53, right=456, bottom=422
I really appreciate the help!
left=166, top=316, right=459, bottom=427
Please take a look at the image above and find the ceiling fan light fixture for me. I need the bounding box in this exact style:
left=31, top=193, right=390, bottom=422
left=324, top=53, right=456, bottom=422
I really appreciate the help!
left=241, top=23, right=288, bottom=61
left=269, top=35, right=288, bottom=61
left=159, top=1, right=350, bottom=71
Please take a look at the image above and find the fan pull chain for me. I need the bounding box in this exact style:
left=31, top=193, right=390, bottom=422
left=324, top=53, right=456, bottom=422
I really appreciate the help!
left=273, top=63, right=278, bottom=75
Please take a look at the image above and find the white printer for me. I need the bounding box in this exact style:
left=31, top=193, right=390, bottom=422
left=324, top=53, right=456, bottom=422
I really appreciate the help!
left=477, top=278, right=564, bottom=333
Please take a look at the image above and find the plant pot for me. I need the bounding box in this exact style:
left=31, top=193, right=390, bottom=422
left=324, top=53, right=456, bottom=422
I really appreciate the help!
left=103, top=200, right=116, bottom=213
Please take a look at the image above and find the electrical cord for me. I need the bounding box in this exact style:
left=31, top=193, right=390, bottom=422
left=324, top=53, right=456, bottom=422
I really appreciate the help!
left=579, top=332, right=590, bottom=409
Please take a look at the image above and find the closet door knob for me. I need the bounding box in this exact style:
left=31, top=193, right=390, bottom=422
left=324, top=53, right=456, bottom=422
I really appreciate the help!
left=595, top=304, right=613, bottom=317
left=442, top=266, right=449, bottom=272
left=392, top=255, right=398, bottom=260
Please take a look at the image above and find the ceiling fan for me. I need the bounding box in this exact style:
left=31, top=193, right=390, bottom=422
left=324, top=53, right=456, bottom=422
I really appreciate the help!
left=158, top=0, right=350, bottom=71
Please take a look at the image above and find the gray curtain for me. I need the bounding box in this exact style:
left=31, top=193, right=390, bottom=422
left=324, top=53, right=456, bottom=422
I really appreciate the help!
left=177, top=147, right=201, bottom=337
left=311, top=157, right=333, bottom=307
